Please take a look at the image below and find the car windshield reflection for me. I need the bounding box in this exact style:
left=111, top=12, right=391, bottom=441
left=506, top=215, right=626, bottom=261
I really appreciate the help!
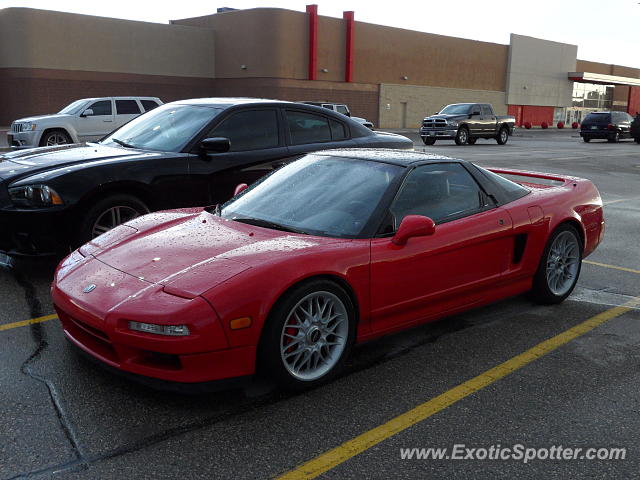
left=220, top=155, right=402, bottom=238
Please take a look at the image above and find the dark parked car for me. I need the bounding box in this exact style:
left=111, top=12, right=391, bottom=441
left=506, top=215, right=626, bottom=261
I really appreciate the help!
left=631, top=113, right=640, bottom=144
left=579, top=111, right=634, bottom=143
left=420, top=103, right=515, bottom=146
left=0, top=98, right=412, bottom=256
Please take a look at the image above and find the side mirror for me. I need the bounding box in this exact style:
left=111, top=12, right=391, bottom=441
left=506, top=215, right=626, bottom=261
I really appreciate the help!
left=392, top=215, right=436, bottom=246
left=80, top=109, right=94, bottom=117
left=200, top=137, right=230, bottom=153
left=233, top=183, right=248, bottom=196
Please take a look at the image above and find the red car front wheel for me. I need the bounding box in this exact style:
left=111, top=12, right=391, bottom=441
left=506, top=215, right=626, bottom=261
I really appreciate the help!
left=259, top=279, right=356, bottom=390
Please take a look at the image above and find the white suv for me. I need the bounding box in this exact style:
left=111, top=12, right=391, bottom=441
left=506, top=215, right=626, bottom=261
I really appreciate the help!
left=9, top=96, right=163, bottom=148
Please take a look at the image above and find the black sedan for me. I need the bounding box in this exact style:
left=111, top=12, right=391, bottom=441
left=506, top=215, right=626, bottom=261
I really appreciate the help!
left=0, top=98, right=412, bottom=256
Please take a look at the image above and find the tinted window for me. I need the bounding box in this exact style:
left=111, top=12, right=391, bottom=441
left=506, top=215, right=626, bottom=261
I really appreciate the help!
left=330, top=119, right=348, bottom=140
left=141, top=100, right=160, bottom=112
left=286, top=111, right=332, bottom=144
left=481, top=105, right=493, bottom=116
left=115, top=100, right=141, bottom=115
left=87, top=100, right=112, bottom=116
left=209, top=110, right=279, bottom=152
left=390, top=163, right=483, bottom=228
left=585, top=113, right=611, bottom=123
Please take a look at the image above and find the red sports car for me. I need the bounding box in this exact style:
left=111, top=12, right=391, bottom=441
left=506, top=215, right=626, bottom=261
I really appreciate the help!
left=51, top=149, right=604, bottom=390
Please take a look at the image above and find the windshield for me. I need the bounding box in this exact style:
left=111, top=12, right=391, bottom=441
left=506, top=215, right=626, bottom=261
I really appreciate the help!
left=439, top=104, right=472, bottom=115
left=220, top=155, right=402, bottom=238
left=58, top=100, right=89, bottom=115
left=101, top=104, right=222, bottom=152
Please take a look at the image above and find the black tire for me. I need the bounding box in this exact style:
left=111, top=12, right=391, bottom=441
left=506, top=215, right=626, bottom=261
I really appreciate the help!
left=496, top=126, right=509, bottom=145
left=422, top=137, right=436, bottom=145
left=39, top=129, right=72, bottom=147
left=467, top=137, right=478, bottom=145
left=530, top=224, right=582, bottom=305
left=607, top=131, right=620, bottom=143
left=77, top=194, right=150, bottom=246
left=454, top=127, right=469, bottom=145
left=258, top=279, right=356, bottom=390
left=583, top=137, right=591, bottom=143
left=635, top=137, right=640, bottom=144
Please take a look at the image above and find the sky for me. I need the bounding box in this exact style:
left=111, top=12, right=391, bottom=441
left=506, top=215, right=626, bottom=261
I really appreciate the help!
left=1, top=0, right=638, bottom=68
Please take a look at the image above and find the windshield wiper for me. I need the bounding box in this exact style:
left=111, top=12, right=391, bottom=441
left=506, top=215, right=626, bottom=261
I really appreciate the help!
left=111, top=138, right=135, bottom=148
left=232, top=217, right=306, bottom=234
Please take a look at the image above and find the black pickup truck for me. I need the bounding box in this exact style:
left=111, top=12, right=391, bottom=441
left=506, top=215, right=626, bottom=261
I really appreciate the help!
left=420, top=103, right=516, bottom=146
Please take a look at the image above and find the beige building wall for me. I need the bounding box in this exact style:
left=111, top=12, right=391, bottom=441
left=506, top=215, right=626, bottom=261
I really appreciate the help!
left=379, top=84, right=507, bottom=129
left=0, top=8, right=215, bottom=78
left=506, top=34, right=577, bottom=107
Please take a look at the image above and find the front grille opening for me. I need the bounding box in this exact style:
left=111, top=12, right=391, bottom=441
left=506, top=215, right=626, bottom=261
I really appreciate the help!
left=135, top=351, right=182, bottom=371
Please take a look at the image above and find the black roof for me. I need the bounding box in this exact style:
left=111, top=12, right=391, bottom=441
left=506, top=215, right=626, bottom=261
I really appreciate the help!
left=170, top=97, right=295, bottom=109
left=307, top=148, right=461, bottom=167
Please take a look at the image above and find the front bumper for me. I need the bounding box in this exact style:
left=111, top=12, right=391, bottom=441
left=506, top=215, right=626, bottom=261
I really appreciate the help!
left=0, top=205, right=74, bottom=256
left=8, top=130, right=40, bottom=148
left=51, top=257, right=257, bottom=384
left=419, top=128, right=457, bottom=140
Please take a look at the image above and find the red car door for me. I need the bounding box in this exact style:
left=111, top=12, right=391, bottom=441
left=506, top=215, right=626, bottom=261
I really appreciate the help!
left=369, top=163, right=513, bottom=335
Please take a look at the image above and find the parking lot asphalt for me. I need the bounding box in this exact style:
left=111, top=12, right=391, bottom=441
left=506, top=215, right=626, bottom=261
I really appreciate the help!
left=1, top=133, right=639, bottom=479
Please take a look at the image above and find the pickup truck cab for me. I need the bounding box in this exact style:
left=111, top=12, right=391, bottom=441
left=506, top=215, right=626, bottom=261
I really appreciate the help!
left=420, top=103, right=515, bottom=146
left=9, top=96, right=163, bottom=148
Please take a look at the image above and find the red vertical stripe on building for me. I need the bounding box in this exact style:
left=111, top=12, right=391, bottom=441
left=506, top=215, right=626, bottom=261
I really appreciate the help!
left=307, top=5, right=318, bottom=81
left=344, top=11, right=354, bottom=83
left=627, top=87, right=640, bottom=115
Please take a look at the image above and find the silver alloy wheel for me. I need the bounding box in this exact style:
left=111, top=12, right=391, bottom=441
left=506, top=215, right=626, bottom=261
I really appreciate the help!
left=280, top=291, right=349, bottom=381
left=458, top=129, right=468, bottom=143
left=45, top=133, right=69, bottom=146
left=545, top=231, right=580, bottom=296
left=500, top=128, right=508, bottom=143
left=91, top=206, right=142, bottom=238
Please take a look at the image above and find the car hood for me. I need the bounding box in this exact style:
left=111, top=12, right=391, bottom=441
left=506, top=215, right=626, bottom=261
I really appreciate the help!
left=0, top=144, right=148, bottom=183
left=13, top=113, right=73, bottom=123
left=87, top=210, right=346, bottom=298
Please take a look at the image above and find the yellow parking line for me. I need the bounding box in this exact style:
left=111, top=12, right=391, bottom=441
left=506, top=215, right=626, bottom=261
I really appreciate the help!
left=277, top=297, right=640, bottom=480
left=0, top=313, right=58, bottom=332
left=583, top=260, right=640, bottom=275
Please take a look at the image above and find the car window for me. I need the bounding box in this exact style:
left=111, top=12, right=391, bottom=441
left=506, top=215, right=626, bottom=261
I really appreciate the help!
left=141, top=100, right=160, bottom=112
left=115, top=100, right=141, bottom=115
left=86, top=100, right=112, bottom=116
left=208, top=110, right=279, bottom=152
left=336, top=105, right=349, bottom=116
left=330, top=119, right=348, bottom=140
left=286, top=111, right=332, bottom=144
left=481, top=105, right=492, bottom=116
left=390, top=163, right=484, bottom=229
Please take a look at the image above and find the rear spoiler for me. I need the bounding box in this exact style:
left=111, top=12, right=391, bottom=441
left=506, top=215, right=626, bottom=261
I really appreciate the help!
left=487, top=168, right=571, bottom=188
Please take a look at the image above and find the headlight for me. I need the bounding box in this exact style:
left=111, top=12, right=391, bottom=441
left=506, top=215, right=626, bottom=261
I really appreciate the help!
left=8, top=184, right=64, bottom=207
left=448, top=120, right=459, bottom=127
left=20, top=123, right=37, bottom=131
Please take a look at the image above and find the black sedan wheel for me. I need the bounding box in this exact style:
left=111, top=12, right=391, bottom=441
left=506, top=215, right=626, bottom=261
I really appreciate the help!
left=608, top=131, right=620, bottom=143
left=78, top=194, right=150, bottom=245
left=259, top=279, right=356, bottom=390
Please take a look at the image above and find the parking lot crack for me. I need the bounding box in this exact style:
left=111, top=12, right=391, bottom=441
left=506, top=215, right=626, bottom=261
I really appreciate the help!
left=7, top=266, right=88, bottom=478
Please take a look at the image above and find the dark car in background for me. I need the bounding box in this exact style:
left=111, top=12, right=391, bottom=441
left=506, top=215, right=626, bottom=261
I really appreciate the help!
left=0, top=98, right=412, bottom=256
left=579, top=111, right=634, bottom=143
left=631, top=113, right=640, bottom=144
